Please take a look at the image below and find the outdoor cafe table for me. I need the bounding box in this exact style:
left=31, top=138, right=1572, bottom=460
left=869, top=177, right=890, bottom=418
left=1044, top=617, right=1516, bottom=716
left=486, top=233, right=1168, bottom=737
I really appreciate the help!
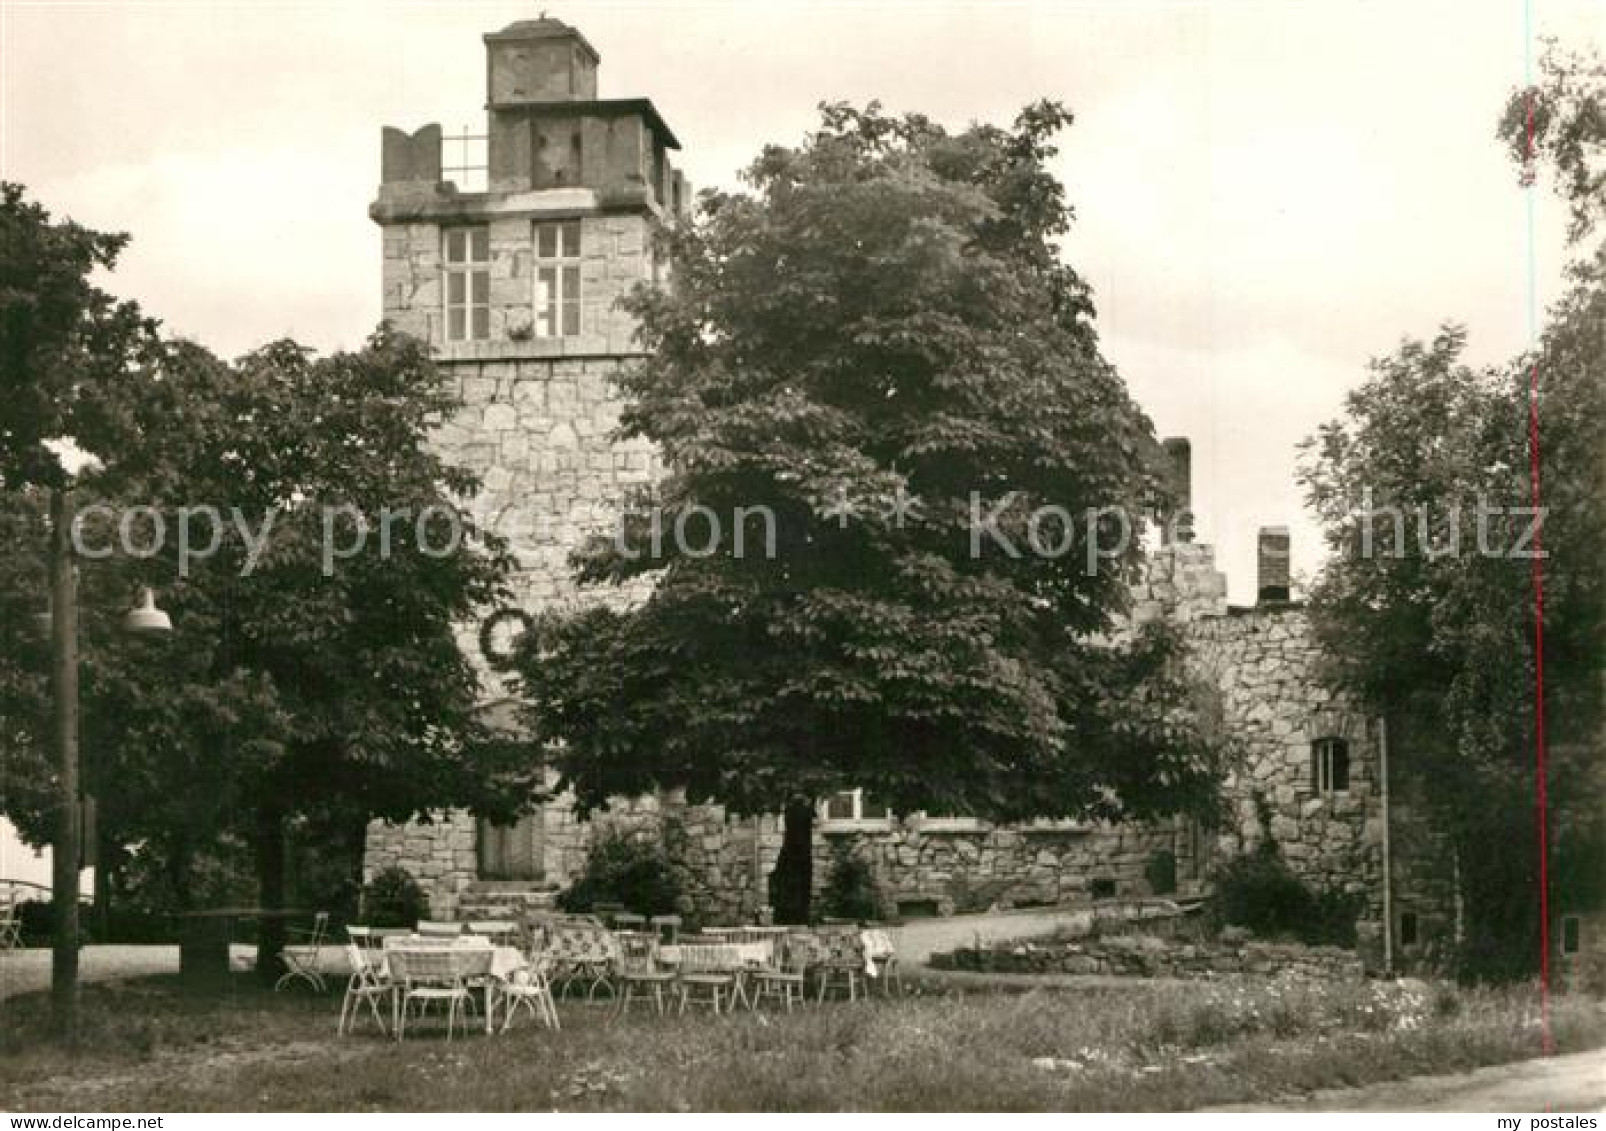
left=380, top=935, right=527, bottom=1034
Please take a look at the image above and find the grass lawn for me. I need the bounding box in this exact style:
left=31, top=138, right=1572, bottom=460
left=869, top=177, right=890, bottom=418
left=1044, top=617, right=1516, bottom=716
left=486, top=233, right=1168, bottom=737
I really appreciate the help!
left=2, top=973, right=1599, bottom=1111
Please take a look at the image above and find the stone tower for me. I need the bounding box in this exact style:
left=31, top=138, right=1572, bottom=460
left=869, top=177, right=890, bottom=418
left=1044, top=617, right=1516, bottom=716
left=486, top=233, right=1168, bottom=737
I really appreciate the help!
left=364, top=17, right=690, bottom=913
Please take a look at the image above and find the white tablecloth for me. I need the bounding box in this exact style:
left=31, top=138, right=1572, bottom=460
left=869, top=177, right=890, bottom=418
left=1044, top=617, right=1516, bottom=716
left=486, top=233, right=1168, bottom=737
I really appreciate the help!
left=659, top=941, right=773, bottom=969
left=376, top=939, right=527, bottom=981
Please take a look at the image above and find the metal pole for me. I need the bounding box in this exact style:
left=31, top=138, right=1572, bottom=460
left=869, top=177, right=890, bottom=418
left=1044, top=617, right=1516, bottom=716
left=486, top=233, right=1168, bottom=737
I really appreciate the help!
left=49, top=486, right=80, bottom=1040
left=1379, top=714, right=1393, bottom=977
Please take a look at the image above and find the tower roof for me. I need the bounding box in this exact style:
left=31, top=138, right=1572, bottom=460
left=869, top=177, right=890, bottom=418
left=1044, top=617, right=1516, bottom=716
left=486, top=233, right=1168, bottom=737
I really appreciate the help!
left=484, top=16, right=600, bottom=64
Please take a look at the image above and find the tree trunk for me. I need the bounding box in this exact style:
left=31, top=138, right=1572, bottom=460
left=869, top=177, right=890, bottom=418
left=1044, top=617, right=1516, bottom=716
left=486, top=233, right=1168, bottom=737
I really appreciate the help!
left=168, top=835, right=193, bottom=912
left=770, top=798, right=814, bottom=925
left=254, top=798, right=288, bottom=984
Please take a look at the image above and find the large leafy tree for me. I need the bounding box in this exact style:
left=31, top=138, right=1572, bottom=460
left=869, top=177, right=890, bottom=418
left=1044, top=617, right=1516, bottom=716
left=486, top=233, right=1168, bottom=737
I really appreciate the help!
left=1302, top=48, right=1605, bottom=977
left=0, top=182, right=155, bottom=490
left=517, top=104, right=1227, bottom=920
left=1, top=185, right=536, bottom=965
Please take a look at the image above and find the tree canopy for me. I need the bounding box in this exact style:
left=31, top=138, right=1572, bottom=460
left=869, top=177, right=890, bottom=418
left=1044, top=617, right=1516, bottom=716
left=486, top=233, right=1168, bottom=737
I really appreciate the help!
left=1302, top=49, right=1605, bottom=976
left=516, top=103, right=1229, bottom=915
left=0, top=184, right=534, bottom=937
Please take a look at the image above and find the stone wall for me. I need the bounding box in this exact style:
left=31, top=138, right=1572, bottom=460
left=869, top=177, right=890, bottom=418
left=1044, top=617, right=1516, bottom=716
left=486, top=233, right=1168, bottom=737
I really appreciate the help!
left=543, top=796, right=781, bottom=926
left=930, top=934, right=1366, bottom=980
left=365, top=792, right=782, bottom=924
left=364, top=810, right=479, bottom=916
left=814, top=818, right=1201, bottom=919
left=430, top=351, right=660, bottom=659
left=1185, top=607, right=1379, bottom=902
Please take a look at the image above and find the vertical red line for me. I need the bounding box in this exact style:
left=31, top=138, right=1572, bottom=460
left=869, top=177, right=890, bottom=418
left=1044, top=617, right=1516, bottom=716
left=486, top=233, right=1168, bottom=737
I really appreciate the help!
left=1530, top=358, right=1551, bottom=1054
left=1524, top=82, right=1552, bottom=1055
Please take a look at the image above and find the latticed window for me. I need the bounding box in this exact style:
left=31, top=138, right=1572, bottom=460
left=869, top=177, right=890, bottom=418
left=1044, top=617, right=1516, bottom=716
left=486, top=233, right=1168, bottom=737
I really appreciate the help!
left=442, top=226, right=490, bottom=342
left=1310, top=736, right=1350, bottom=794
left=822, top=789, right=891, bottom=823
left=534, top=219, right=582, bottom=338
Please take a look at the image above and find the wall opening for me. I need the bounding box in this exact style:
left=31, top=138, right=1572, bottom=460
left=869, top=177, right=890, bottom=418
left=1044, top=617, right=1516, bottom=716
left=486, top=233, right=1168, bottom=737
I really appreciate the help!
left=1562, top=914, right=1581, bottom=955
left=1310, top=736, right=1351, bottom=794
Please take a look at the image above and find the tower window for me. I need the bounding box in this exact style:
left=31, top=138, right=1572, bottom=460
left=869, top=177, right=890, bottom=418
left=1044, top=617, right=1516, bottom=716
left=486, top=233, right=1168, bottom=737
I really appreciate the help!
left=442, top=226, right=490, bottom=342
left=1399, top=910, right=1419, bottom=947
left=1562, top=915, right=1582, bottom=955
left=1310, top=736, right=1350, bottom=795
left=534, top=220, right=582, bottom=338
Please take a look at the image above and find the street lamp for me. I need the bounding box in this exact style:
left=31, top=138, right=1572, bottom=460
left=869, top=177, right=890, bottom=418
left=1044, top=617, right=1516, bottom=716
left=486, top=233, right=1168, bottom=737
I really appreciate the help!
left=46, top=487, right=172, bottom=1040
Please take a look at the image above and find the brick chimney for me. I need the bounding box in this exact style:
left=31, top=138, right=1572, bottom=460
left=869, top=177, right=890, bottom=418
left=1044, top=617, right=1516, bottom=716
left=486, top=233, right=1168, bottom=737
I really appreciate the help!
left=1257, top=526, right=1291, bottom=604
left=1160, top=437, right=1193, bottom=544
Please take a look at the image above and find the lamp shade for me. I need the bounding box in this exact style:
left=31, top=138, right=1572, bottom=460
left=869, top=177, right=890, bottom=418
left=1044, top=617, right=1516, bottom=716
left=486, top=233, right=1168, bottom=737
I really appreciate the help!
left=123, top=588, right=172, bottom=635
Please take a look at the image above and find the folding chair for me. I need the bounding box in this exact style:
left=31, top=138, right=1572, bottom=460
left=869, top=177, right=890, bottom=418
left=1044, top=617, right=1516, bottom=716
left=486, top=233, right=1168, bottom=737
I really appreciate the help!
left=337, top=941, right=391, bottom=1035
left=390, top=946, right=491, bottom=1041
left=500, top=954, right=561, bottom=1032
left=277, top=911, right=330, bottom=992
left=0, top=902, right=21, bottom=951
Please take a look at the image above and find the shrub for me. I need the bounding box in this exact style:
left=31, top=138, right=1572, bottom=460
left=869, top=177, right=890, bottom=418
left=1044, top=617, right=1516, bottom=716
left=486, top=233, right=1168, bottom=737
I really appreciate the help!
left=820, top=849, right=879, bottom=923
left=1214, top=853, right=1361, bottom=946
left=1306, top=886, right=1363, bottom=947
left=1214, top=852, right=1315, bottom=940
left=360, top=866, right=428, bottom=928
left=556, top=825, right=682, bottom=917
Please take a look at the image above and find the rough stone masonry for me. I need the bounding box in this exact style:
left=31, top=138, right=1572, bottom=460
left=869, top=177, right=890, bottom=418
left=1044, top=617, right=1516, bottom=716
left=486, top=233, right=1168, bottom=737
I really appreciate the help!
left=361, top=16, right=1455, bottom=970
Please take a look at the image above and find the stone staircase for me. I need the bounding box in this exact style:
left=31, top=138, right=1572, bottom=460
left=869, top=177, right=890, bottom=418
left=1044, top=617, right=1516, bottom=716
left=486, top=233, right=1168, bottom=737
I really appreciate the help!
left=453, top=880, right=560, bottom=922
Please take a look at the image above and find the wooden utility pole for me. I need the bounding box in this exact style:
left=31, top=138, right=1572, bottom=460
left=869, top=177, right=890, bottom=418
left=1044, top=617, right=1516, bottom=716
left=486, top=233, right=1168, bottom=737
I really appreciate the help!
left=49, top=486, right=80, bottom=1041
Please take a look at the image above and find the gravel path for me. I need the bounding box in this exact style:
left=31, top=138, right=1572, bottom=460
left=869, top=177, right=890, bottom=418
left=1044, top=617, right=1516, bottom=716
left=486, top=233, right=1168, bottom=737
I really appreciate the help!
left=888, top=906, right=1094, bottom=965
left=0, top=945, right=280, bottom=1001
left=1, top=946, right=181, bottom=1001
left=1210, top=1048, right=1606, bottom=1112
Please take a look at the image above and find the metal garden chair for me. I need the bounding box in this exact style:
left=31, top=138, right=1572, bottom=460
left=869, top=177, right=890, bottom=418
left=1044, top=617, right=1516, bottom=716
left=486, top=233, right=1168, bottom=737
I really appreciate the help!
left=337, top=941, right=392, bottom=1036
left=389, top=946, right=492, bottom=1041
left=276, top=911, right=330, bottom=992
left=499, top=953, right=561, bottom=1032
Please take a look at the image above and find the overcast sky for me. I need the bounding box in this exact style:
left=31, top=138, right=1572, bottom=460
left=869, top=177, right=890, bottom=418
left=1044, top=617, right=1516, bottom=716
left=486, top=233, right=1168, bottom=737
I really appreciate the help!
left=2, top=0, right=1599, bottom=601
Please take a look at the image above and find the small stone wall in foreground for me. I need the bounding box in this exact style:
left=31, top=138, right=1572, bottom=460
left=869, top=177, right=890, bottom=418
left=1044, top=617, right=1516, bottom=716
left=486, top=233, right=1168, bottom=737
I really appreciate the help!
left=929, top=935, right=1365, bottom=980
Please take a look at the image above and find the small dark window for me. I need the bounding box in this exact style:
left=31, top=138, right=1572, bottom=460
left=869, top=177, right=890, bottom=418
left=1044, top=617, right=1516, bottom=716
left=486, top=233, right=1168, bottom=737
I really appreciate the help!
left=1399, top=910, right=1419, bottom=947
left=1090, top=878, right=1117, bottom=900
left=1311, top=737, right=1350, bottom=794
left=1562, top=915, right=1581, bottom=955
